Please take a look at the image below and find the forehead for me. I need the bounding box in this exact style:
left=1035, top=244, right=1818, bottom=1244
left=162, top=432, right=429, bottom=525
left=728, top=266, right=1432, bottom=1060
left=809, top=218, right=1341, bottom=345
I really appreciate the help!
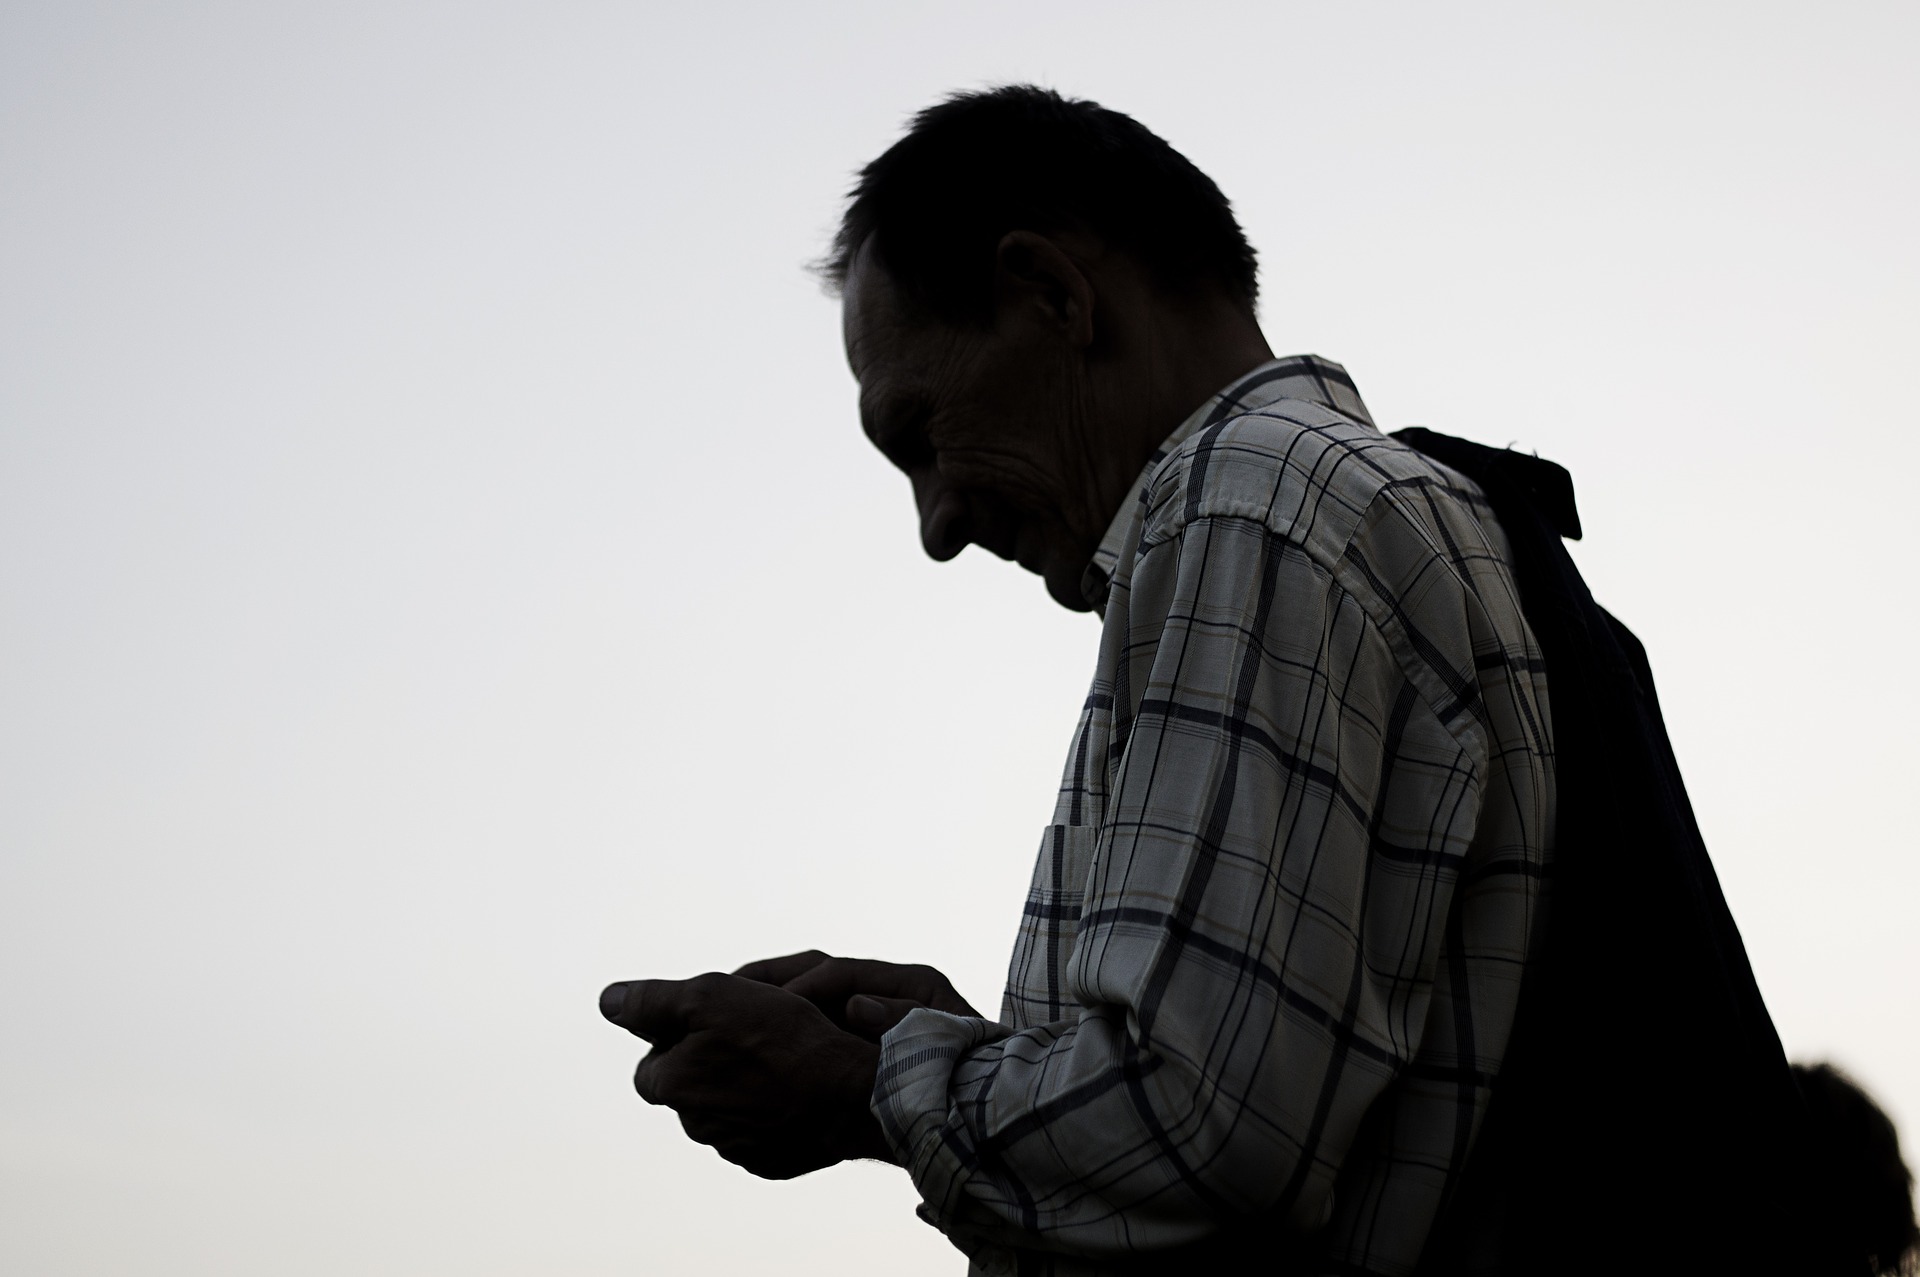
left=840, top=238, right=907, bottom=386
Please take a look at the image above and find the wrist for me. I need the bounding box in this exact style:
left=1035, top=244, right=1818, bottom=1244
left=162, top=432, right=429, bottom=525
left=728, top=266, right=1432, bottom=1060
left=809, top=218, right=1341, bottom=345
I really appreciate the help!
left=829, top=1038, right=898, bottom=1164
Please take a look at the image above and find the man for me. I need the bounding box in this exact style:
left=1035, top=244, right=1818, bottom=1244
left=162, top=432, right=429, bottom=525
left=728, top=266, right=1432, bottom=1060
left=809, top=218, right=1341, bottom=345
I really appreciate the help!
left=599, top=87, right=1829, bottom=1275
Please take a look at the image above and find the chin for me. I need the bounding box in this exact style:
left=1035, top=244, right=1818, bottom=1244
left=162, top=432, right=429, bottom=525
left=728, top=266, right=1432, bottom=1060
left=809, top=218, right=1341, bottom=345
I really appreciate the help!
left=1041, top=563, right=1095, bottom=613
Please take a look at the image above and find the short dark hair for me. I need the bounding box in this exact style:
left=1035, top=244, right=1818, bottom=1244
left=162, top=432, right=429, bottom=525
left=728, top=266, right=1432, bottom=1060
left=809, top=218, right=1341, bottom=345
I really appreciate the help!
left=822, top=85, right=1259, bottom=322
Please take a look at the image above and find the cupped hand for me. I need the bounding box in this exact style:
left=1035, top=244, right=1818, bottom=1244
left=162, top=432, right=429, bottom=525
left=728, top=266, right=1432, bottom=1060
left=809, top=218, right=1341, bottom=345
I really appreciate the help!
left=599, top=971, right=894, bottom=1178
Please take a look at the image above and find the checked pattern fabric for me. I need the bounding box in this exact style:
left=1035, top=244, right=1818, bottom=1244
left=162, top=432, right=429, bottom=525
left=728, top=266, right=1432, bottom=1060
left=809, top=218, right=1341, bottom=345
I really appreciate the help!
left=871, top=358, right=1556, bottom=1276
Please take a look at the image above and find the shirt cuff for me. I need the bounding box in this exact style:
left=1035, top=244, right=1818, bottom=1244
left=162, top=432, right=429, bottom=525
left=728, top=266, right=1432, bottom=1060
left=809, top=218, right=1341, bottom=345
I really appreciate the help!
left=870, top=1007, right=1015, bottom=1248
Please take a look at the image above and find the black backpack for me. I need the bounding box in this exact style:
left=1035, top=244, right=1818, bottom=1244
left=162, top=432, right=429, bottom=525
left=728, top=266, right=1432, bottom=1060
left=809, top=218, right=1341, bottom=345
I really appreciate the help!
left=1397, top=429, right=1846, bottom=1276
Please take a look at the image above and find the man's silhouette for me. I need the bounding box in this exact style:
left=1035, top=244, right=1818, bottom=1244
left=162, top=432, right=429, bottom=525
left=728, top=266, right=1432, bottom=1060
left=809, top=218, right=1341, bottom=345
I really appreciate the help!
left=601, top=86, right=1846, bottom=1275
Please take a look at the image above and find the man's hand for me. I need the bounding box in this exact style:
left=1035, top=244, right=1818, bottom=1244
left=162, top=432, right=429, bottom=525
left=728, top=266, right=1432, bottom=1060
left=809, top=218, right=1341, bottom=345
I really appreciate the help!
left=599, top=972, right=895, bottom=1179
left=733, top=951, right=982, bottom=1041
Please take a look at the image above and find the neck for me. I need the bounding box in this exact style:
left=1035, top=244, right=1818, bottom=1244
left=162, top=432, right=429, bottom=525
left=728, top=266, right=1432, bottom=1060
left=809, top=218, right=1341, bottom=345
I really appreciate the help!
left=1076, top=292, right=1273, bottom=543
left=1140, top=295, right=1275, bottom=431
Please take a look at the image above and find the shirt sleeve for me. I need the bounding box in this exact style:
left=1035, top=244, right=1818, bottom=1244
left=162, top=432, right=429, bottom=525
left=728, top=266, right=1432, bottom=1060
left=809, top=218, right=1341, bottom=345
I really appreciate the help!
left=870, top=511, right=1490, bottom=1261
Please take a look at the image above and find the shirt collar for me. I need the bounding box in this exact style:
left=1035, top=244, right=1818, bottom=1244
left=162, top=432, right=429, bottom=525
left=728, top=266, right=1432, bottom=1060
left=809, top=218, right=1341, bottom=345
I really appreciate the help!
left=1079, top=355, right=1374, bottom=610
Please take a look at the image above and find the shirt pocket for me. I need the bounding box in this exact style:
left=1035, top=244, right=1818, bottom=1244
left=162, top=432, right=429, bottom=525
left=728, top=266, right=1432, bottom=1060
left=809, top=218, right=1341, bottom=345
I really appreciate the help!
left=1000, top=824, right=1101, bottom=1030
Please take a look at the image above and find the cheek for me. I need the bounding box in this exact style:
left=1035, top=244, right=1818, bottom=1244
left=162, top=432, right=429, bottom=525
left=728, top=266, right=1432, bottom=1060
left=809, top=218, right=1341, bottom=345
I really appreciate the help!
left=927, top=423, right=1059, bottom=510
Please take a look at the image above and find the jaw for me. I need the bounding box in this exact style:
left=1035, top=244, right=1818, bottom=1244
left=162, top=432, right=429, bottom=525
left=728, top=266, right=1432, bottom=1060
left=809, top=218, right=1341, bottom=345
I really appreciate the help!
left=1042, top=556, right=1096, bottom=613
left=1000, top=506, right=1098, bottom=613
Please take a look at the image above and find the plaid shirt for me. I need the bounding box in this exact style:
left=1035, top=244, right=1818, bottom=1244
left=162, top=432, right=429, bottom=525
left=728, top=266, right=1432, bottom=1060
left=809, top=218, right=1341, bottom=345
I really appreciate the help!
left=872, top=357, right=1555, bottom=1276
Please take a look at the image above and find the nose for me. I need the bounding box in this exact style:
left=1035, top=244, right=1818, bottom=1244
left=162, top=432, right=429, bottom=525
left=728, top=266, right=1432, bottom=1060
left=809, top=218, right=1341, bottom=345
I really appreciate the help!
left=915, top=477, right=972, bottom=562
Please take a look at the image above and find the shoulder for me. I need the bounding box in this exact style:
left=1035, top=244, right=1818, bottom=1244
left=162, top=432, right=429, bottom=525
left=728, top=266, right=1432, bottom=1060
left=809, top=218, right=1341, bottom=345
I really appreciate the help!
left=1138, top=399, right=1492, bottom=570
left=1133, top=401, right=1540, bottom=741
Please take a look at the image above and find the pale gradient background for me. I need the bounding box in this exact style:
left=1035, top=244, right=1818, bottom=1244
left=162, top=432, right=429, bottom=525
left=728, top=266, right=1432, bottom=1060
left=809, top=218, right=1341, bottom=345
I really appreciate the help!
left=3, top=3, right=1915, bottom=1274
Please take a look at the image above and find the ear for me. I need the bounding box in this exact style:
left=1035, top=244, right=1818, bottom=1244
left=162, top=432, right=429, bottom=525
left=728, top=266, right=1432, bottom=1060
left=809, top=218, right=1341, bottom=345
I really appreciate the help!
left=992, top=231, right=1095, bottom=349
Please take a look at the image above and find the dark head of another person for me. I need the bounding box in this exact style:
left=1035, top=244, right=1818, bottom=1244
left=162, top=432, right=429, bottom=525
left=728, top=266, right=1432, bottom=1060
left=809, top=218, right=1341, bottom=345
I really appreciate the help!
left=823, top=84, right=1275, bottom=611
left=1794, top=1062, right=1919, bottom=1276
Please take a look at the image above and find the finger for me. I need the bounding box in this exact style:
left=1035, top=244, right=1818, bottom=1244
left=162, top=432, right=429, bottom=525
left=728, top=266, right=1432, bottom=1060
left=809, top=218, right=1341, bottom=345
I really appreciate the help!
left=602, top=978, right=694, bottom=1044
left=784, top=959, right=980, bottom=1018
left=633, top=1045, right=671, bottom=1105
left=781, top=957, right=908, bottom=1005
left=844, top=994, right=923, bottom=1040
left=635, top=1035, right=719, bottom=1108
left=732, top=949, right=832, bottom=985
left=634, top=1035, right=731, bottom=1110
left=931, top=987, right=981, bottom=1017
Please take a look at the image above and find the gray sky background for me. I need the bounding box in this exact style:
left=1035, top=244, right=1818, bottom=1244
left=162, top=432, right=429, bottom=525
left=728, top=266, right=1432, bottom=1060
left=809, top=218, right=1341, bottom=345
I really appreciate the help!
left=3, top=3, right=1915, bottom=1274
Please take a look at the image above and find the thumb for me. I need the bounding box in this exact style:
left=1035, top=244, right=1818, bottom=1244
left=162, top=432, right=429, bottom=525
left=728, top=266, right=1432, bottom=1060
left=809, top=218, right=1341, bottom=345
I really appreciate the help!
left=600, top=978, right=691, bottom=1046
left=844, top=994, right=924, bottom=1041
